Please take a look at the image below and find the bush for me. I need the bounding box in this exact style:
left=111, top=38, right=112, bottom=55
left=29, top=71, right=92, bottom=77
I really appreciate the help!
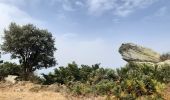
left=0, top=62, right=22, bottom=80
left=93, top=79, right=115, bottom=95
left=156, top=65, right=170, bottom=83
left=42, top=62, right=110, bottom=85
left=160, top=52, right=170, bottom=61
left=113, top=63, right=166, bottom=99
left=41, top=62, right=169, bottom=99
left=69, top=82, right=92, bottom=95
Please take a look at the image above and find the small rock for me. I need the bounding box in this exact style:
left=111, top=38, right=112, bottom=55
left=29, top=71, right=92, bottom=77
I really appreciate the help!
left=4, top=75, right=18, bottom=84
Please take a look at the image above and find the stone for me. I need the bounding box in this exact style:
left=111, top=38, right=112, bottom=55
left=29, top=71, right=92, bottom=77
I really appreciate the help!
left=4, top=75, right=18, bottom=84
left=157, top=60, right=170, bottom=67
left=119, top=43, right=161, bottom=63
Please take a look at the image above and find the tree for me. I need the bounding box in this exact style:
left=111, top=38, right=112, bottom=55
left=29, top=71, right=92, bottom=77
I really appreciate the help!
left=0, top=52, right=3, bottom=64
left=1, top=23, right=56, bottom=80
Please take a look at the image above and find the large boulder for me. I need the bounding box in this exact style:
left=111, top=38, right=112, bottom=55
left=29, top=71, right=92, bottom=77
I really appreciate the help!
left=119, top=43, right=161, bottom=63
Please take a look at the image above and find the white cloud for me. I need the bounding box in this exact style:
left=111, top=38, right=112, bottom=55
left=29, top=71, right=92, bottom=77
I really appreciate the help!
left=87, top=0, right=116, bottom=15
left=49, top=0, right=76, bottom=11
left=86, top=0, right=157, bottom=16
left=0, top=0, right=158, bottom=17
left=75, top=1, right=84, bottom=7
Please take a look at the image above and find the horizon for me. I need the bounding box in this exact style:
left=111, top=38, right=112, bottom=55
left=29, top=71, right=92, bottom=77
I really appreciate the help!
left=0, top=0, right=170, bottom=74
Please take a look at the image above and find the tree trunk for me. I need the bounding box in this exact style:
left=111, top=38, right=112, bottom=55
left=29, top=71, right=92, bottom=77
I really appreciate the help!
left=23, top=65, right=33, bottom=81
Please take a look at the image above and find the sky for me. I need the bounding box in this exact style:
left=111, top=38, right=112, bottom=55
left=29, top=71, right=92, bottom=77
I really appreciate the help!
left=0, top=0, right=170, bottom=74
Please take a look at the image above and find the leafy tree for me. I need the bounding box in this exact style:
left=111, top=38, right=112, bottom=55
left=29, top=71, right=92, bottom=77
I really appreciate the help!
left=0, top=52, right=3, bottom=64
left=1, top=23, right=56, bottom=80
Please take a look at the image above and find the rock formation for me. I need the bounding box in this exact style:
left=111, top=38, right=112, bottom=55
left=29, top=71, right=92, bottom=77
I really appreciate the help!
left=119, top=43, right=161, bottom=63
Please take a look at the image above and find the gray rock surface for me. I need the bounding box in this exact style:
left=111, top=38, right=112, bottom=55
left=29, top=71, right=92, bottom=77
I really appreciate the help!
left=119, top=43, right=161, bottom=63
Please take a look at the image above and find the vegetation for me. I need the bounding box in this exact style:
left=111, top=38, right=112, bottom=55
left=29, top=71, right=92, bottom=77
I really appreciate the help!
left=161, top=52, right=170, bottom=61
left=1, top=23, right=56, bottom=80
left=41, top=62, right=169, bottom=99
left=0, top=23, right=169, bottom=99
left=0, top=52, right=3, bottom=64
left=0, top=62, right=22, bottom=80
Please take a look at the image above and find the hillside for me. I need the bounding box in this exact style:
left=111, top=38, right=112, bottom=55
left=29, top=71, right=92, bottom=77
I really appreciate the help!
left=0, top=81, right=111, bottom=100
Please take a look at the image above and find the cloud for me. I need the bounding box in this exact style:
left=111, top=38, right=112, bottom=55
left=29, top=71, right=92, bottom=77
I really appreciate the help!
left=0, top=3, right=41, bottom=32
left=86, top=0, right=116, bottom=15
left=155, top=6, right=168, bottom=17
left=86, top=0, right=157, bottom=16
left=0, top=0, right=25, bottom=6
left=0, top=0, right=158, bottom=17
left=49, top=0, right=76, bottom=11
left=142, top=6, right=169, bottom=22
left=75, top=1, right=84, bottom=7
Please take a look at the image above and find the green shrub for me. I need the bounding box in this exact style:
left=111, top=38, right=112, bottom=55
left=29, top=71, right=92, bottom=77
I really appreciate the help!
left=160, top=52, right=170, bottom=61
left=93, top=79, right=115, bottom=95
left=156, top=65, right=170, bottom=83
left=41, top=62, right=169, bottom=99
left=0, top=62, right=22, bottom=80
left=113, top=63, right=166, bottom=99
left=69, top=82, right=92, bottom=95
left=42, top=62, right=115, bottom=85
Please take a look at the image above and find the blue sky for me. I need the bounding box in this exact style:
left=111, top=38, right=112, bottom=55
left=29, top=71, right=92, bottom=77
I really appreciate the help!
left=0, top=0, right=170, bottom=73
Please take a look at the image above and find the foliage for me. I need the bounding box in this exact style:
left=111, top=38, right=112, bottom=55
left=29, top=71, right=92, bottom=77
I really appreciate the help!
left=160, top=52, right=170, bottom=61
left=68, top=80, right=115, bottom=96
left=114, top=63, right=166, bottom=99
left=0, top=52, right=3, bottom=64
left=156, top=65, right=170, bottom=83
left=42, top=62, right=169, bottom=99
left=0, top=62, right=22, bottom=80
left=42, top=62, right=117, bottom=85
left=1, top=23, right=56, bottom=80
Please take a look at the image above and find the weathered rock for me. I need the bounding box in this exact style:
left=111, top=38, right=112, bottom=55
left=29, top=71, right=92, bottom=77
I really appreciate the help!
left=157, top=60, right=170, bottom=67
left=4, top=75, right=18, bottom=84
left=119, top=43, right=161, bottom=63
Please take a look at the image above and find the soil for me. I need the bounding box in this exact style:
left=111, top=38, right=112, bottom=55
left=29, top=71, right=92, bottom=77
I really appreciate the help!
left=0, top=81, right=169, bottom=100
left=0, top=81, right=108, bottom=100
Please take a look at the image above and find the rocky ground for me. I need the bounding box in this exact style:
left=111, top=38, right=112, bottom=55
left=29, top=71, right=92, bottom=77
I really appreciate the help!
left=0, top=81, right=108, bottom=100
